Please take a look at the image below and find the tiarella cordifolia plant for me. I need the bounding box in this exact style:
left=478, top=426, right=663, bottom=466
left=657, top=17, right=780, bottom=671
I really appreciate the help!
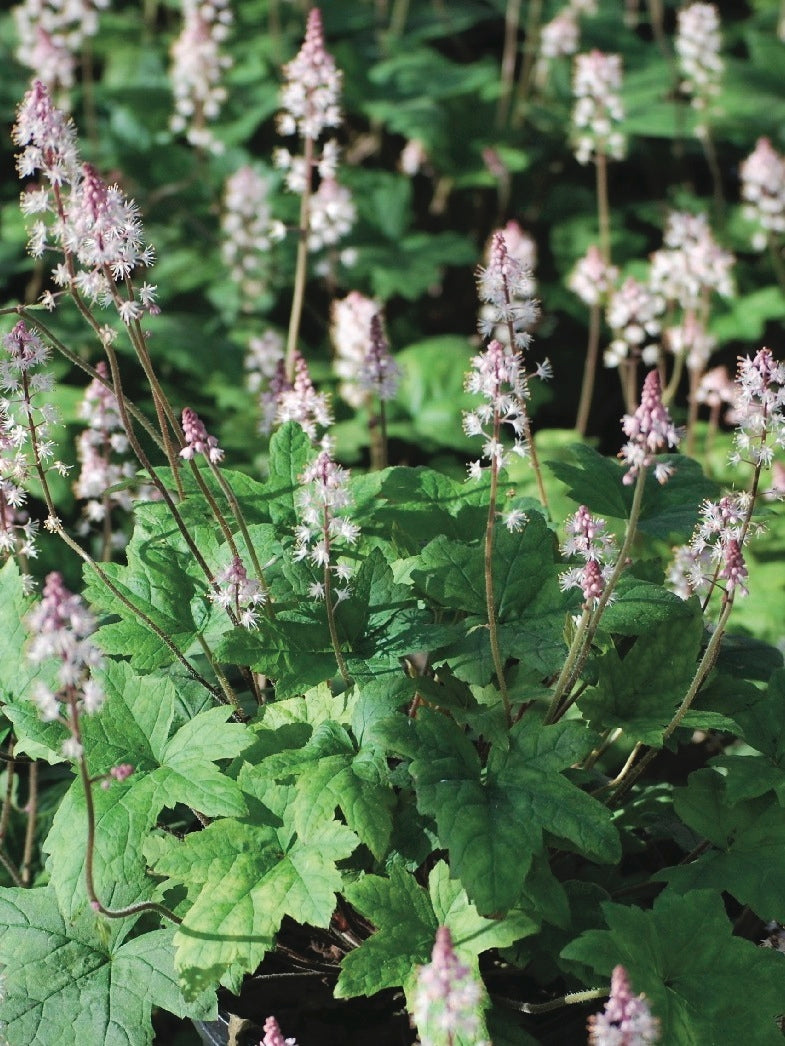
left=3, top=4, right=785, bottom=1045
left=275, top=6, right=350, bottom=377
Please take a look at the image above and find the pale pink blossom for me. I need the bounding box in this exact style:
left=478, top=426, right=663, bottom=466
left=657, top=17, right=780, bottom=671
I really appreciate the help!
left=411, top=927, right=486, bottom=1046
left=276, top=351, right=332, bottom=441
left=676, top=3, right=723, bottom=121
left=619, top=369, right=681, bottom=484
left=179, top=407, right=224, bottom=463
left=277, top=8, right=342, bottom=141
left=572, top=51, right=626, bottom=164
left=740, top=138, right=785, bottom=250
left=568, top=244, right=619, bottom=307
left=169, top=0, right=233, bottom=154
left=587, top=965, right=660, bottom=1044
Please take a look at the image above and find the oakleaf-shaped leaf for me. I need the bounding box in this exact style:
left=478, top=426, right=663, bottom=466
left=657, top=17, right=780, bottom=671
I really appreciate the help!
left=0, top=885, right=215, bottom=1045
left=149, top=776, right=358, bottom=998
left=580, top=612, right=704, bottom=746
left=263, top=720, right=395, bottom=859
left=562, top=888, right=785, bottom=1043
left=336, top=860, right=535, bottom=999
left=658, top=769, right=785, bottom=921
left=381, top=712, right=619, bottom=913
left=43, top=661, right=250, bottom=920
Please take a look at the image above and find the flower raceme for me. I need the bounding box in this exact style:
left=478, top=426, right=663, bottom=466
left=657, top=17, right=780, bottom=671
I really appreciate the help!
left=293, top=448, right=359, bottom=603
left=619, top=369, right=682, bottom=485
left=277, top=7, right=342, bottom=143
left=411, top=926, right=487, bottom=1046
left=26, top=571, right=105, bottom=745
left=587, top=965, right=661, bottom=1045
left=179, top=407, right=224, bottom=464
left=571, top=50, right=626, bottom=165
left=463, top=339, right=531, bottom=480
left=14, top=81, right=158, bottom=323
left=559, top=505, right=617, bottom=608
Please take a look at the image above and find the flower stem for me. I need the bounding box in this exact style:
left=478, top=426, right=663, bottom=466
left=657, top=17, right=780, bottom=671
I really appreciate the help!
left=546, top=466, right=648, bottom=722
left=285, top=135, right=314, bottom=381
left=485, top=455, right=512, bottom=726
left=575, top=302, right=601, bottom=436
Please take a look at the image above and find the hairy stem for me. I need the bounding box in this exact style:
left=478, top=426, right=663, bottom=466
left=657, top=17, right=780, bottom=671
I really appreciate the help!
left=285, top=135, right=314, bottom=381
left=485, top=452, right=512, bottom=726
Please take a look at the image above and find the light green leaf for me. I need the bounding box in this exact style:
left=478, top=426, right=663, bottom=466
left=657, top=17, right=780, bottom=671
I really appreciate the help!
left=0, top=885, right=215, bottom=1046
left=562, top=888, right=785, bottom=1044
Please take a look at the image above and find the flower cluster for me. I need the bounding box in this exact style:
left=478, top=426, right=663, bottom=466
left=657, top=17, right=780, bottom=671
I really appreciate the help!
left=619, top=369, right=681, bottom=485
left=331, top=291, right=380, bottom=408
left=359, top=313, right=401, bottom=402
left=169, top=0, right=233, bottom=154
left=221, top=166, right=284, bottom=312
left=245, top=330, right=286, bottom=434
left=587, top=965, right=660, bottom=1045
left=277, top=351, right=332, bottom=441
left=13, top=0, right=108, bottom=99
left=604, top=277, right=662, bottom=368
left=260, top=1016, right=298, bottom=1046
left=293, top=449, right=358, bottom=603
left=210, top=556, right=266, bottom=629
left=740, top=138, right=785, bottom=251
left=569, top=244, right=619, bottom=307
left=730, top=347, right=785, bottom=470
left=26, top=571, right=105, bottom=748
left=675, top=2, right=723, bottom=123
left=307, top=176, right=356, bottom=253
left=463, top=339, right=531, bottom=479
left=277, top=7, right=341, bottom=142
left=411, top=927, right=486, bottom=1046
left=1, top=321, right=68, bottom=548
left=649, top=212, right=734, bottom=315
left=477, top=229, right=539, bottom=349
left=671, top=493, right=752, bottom=600
left=14, top=82, right=157, bottom=323
left=559, top=505, right=617, bottom=608
left=571, top=50, right=626, bottom=165
left=74, top=361, right=155, bottom=541
left=179, top=407, right=224, bottom=464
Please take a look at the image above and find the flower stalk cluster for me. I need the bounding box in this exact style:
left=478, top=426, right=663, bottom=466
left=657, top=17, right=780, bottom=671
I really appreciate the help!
left=275, top=8, right=351, bottom=378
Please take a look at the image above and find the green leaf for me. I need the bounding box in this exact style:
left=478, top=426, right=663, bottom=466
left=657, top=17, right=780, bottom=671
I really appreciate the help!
left=81, top=503, right=206, bottom=670
left=658, top=769, right=785, bottom=920
left=562, top=888, right=785, bottom=1043
left=0, top=885, right=215, bottom=1045
left=215, top=619, right=337, bottom=698
left=149, top=775, right=358, bottom=997
left=43, top=661, right=249, bottom=920
left=600, top=581, right=699, bottom=636
left=337, top=859, right=535, bottom=999
left=547, top=445, right=718, bottom=539
left=265, top=421, right=312, bottom=526
left=381, top=712, right=619, bottom=913
left=580, top=612, right=704, bottom=746
left=263, top=720, right=395, bottom=860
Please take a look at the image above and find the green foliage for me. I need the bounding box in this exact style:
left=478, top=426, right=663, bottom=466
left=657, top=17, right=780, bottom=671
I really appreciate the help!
left=562, top=889, right=785, bottom=1043
left=1, top=0, right=785, bottom=1041
left=0, top=886, right=215, bottom=1045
